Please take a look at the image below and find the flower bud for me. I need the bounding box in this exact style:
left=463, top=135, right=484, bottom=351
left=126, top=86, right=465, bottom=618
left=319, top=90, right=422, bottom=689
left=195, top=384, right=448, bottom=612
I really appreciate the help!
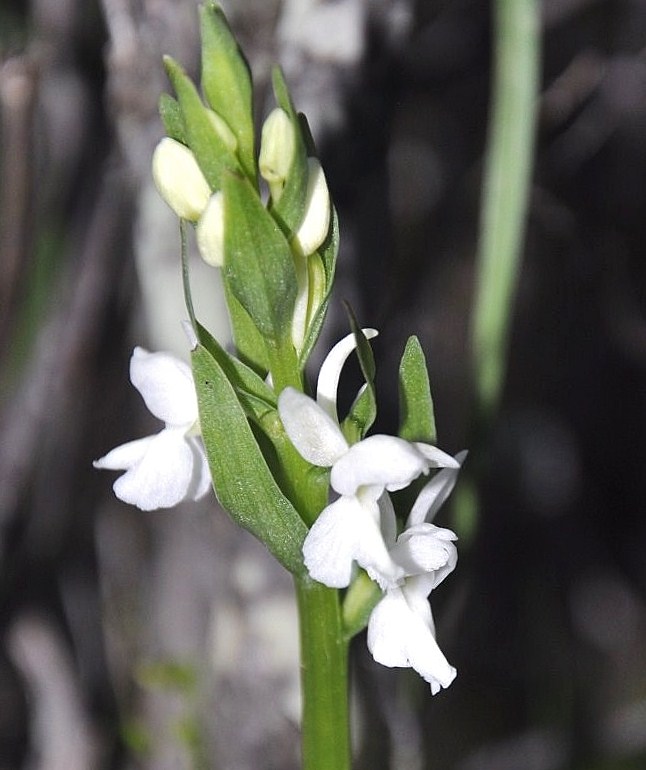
left=259, top=107, right=294, bottom=200
left=152, top=137, right=211, bottom=221
left=207, top=110, right=238, bottom=152
left=293, top=158, right=330, bottom=256
left=196, top=192, right=225, bottom=267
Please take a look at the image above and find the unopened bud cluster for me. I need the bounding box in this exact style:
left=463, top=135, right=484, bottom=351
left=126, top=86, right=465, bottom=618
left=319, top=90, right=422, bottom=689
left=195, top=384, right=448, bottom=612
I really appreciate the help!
left=150, top=9, right=334, bottom=358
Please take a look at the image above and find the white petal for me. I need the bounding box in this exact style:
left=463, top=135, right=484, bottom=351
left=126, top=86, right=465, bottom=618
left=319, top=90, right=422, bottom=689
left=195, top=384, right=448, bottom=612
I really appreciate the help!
left=259, top=108, right=294, bottom=191
left=93, top=436, right=153, bottom=471
left=406, top=459, right=463, bottom=528
left=414, top=443, right=461, bottom=469
left=129, top=347, right=197, bottom=427
left=377, top=492, right=398, bottom=551
left=152, top=138, right=211, bottom=221
left=367, top=587, right=456, bottom=693
left=316, top=329, right=378, bottom=421
left=294, top=158, right=331, bottom=256
left=330, top=435, right=431, bottom=496
left=185, top=437, right=212, bottom=501
left=391, top=524, right=457, bottom=580
left=278, top=388, right=348, bottom=466
left=112, top=429, right=195, bottom=511
left=303, top=494, right=401, bottom=589
left=303, top=497, right=363, bottom=588
left=196, top=192, right=225, bottom=267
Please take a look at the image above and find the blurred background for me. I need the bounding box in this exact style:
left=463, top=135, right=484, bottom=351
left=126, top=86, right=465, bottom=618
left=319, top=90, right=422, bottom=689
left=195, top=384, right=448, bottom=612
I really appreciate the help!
left=1, top=0, right=646, bottom=768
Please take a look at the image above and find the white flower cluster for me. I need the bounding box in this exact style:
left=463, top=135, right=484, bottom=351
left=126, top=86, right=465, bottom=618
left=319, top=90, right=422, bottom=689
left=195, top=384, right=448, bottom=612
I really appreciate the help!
left=278, top=331, right=465, bottom=693
left=94, top=333, right=463, bottom=692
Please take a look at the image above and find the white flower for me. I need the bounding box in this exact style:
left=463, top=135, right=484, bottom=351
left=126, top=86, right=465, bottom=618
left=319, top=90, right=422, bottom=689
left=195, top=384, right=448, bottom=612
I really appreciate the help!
left=93, top=347, right=211, bottom=511
left=366, top=458, right=465, bottom=693
left=367, top=577, right=456, bottom=694
left=277, top=331, right=459, bottom=589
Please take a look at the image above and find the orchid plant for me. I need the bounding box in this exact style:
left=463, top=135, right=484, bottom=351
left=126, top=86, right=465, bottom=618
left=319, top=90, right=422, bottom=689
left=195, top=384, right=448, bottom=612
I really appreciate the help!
left=94, top=4, right=466, bottom=768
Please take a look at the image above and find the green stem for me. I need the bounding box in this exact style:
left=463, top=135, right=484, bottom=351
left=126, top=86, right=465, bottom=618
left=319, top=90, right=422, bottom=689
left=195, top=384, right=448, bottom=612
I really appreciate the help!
left=295, top=576, right=351, bottom=770
left=471, top=0, right=540, bottom=425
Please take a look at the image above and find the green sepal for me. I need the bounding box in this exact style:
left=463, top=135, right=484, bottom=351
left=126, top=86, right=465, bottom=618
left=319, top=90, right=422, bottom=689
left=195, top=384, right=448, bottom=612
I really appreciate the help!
left=298, top=206, right=339, bottom=367
left=159, top=94, right=187, bottom=144
left=342, top=570, right=382, bottom=640
left=222, top=170, right=297, bottom=349
left=268, top=66, right=309, bottom=234
left=199, top=2, right=256, bottom=182
left=164, top=55, right=239, bottom=190
left=341, top=305, right=377, bottom=442
left=191, top=343, right=307, bottom=575
left=397, top=335, right=437, bottom=444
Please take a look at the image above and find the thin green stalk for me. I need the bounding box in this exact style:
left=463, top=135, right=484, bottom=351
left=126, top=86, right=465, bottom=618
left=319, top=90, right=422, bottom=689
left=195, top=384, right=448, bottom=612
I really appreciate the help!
left=457, top=0, right=540, bottom=542
left=295, top=576, right=351, bottom=770
left=471, top=0, right=540, bottom=424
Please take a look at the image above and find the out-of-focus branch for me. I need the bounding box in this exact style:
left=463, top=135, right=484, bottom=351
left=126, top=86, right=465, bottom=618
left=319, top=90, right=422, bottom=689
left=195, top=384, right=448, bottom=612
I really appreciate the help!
left=0, top=55, right=38, bottom=356
left=8, top=613, right=99, bottom=770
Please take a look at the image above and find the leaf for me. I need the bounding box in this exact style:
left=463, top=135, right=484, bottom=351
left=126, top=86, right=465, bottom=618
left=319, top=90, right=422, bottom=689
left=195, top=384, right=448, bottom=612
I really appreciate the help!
left=199, top=2, right=256, bottom=181
left=159, top=93, right=186, bottom=144
left=398, top=335, right=436, bottom=444
left=197, top=322, right=276, bottom=423
left=164, top=55, right=239, bottom=190
left=222, top=171, right=297, bottom=347
left=192, top=344, right=307, bottom=575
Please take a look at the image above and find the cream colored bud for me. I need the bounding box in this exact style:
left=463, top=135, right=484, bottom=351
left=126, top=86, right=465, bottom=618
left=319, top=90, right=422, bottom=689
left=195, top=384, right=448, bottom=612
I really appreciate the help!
left=196, top=192, right=225, bottom=267
left=259, top=107, right=294, bottom=198
left=293, top=158, right=331, bottom=256
left=207, top=110, right=238, bottom=152
left=152, top=137, right=211, bottom=221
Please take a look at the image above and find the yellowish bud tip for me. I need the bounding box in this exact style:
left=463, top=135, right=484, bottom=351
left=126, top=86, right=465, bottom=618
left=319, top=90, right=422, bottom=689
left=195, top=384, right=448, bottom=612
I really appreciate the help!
left=259, top=107, right=295, bottom=198
left=196, top=192, right=225, bottom=267
left=207, top=110, right=238, bottom=153
left=152, top=137, right=211, bottom=221
left=294, top=158, right=331, bottom=256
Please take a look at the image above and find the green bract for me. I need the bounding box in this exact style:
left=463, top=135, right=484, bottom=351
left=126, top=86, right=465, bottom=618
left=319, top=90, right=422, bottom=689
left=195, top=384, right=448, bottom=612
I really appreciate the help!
left=199, top=2, right=256, bottom=182
left=398, top=335, right=437, bottom=444
left=191, top=343, right=307, bottom=575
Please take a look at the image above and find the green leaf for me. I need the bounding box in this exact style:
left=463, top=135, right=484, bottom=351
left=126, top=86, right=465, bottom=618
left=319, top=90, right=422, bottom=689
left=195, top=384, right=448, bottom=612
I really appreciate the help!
left=164, top=55, right=239, bottom=190
left=159, top=93, right=186, bottom=144
left=197, top=322, right=276, bottom=422
left=397, top=335, right=436, bottom=444
left=199, top=2, right=256, bottom=181
left=222, top=171, right=297, bottom=347
left=192, top=344, right=307, bottom=575
left=196, top=324, right=325, bottom=523
left=268, top=67, right=309, bottom=234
